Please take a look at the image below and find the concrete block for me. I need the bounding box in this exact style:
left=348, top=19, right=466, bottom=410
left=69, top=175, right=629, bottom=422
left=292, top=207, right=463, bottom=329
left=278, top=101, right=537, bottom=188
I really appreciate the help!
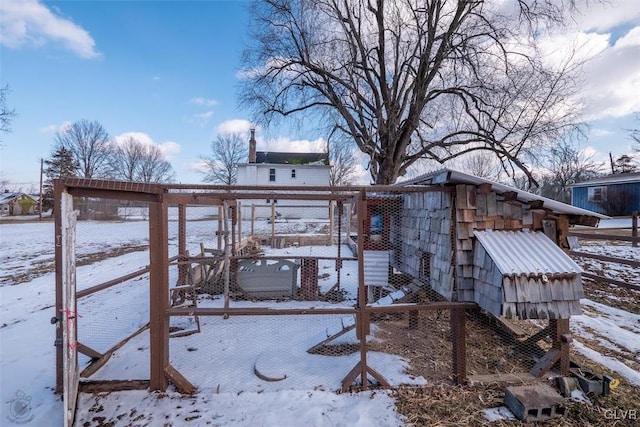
left=504, top=384, right=566, bottom=421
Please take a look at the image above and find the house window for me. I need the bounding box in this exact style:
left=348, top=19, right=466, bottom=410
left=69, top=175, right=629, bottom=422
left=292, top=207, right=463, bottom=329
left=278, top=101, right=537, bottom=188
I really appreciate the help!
left=587, top=186, right=607, bottom=202
left=420, top=252, right=431, bottom=281
left=291, top=169, right=296, bottom=178
left=269, top=168, right=276, bottom=182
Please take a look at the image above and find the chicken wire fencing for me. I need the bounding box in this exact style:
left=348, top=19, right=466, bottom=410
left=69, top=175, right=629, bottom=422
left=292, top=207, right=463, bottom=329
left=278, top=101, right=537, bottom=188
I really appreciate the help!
left=58, top=181, right=583, bottom=396
left=71, top=197, right=152, bottom=384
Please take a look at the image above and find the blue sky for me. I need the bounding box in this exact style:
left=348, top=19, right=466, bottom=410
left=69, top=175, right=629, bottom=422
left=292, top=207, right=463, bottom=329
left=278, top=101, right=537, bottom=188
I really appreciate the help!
left=1, top=0, right=639, bottom=191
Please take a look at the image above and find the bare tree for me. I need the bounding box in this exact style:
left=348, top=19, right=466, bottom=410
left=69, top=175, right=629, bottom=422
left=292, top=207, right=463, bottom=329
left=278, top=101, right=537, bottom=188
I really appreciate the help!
left=0, top=84, right=17, bottom=138
left=109, top=137, right=175, bottom=183
left=241, top=0, right=584, bottom=184
left=453, top=152, right=503, bottom=182
left=54, top=119, right=113, bottom=178
left=328, top=135, right=358, bottom=186
left=136, top=144, right=176, bottom=183
left=538, top=140, right=602, bottom=203
left=110, top=137, right=145, bottom=181
left=200, top=132, right=249, bottom=185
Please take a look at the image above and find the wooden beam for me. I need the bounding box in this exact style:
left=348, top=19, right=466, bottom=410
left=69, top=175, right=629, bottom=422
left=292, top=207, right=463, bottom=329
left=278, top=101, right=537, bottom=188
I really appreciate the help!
left=451, top=307, right=467, bottom=384
left=80, top=323, right=150, bottom=378
left=79, top=380, right=150, bottom=393
left=76, top=343, right=103, bottom=360
left=582, top=272, right=640, bottom=291
left=149, top=198, right=169, bottom=391
left=552, top=319, right=571, bottom=376
left=165, top=364, right=196, bottom=395
left=530, top=348, right=561, bottom=378
left=569, top=251, right=640, bottom=268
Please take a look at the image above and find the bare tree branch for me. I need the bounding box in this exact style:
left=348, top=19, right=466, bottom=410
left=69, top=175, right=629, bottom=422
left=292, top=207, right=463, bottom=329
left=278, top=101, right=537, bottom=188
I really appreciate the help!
left=240, top=0, right=585, bottom=184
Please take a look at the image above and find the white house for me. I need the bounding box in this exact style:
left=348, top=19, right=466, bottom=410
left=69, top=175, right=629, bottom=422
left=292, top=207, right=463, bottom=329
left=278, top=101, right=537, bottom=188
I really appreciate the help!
left=236, top=129, right=331, bottom=219
left=0, top=191, right=38, bottom=216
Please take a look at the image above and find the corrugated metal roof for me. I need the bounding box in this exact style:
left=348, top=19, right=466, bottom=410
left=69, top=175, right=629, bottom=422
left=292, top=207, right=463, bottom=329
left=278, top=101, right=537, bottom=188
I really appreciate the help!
left=569, top=172, right=640, bottom=187
left=399, top=168, right=609, bottom=220
left=474, top=229, right=583, bottom=276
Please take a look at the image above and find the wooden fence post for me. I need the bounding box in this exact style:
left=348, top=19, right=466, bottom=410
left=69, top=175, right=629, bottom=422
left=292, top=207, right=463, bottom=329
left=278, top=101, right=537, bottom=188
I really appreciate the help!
left=149, top=197, right=169, bottom=391
left=633, top=211, right=638, bottom=248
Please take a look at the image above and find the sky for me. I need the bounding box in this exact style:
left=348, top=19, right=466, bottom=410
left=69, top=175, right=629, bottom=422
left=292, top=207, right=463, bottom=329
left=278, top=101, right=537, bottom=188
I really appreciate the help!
left=1, top=0, right=639, bottom=191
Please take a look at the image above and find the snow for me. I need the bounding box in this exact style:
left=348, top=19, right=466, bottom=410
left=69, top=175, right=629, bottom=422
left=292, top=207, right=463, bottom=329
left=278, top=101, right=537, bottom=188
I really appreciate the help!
left=482, top=406, right=516, bottom=422
left=1, top=218, right=639, bottom=426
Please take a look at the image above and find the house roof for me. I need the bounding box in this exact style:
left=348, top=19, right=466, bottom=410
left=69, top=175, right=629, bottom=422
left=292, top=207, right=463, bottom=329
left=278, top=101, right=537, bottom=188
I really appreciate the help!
left=399, top=168, right=608, bottom=221
left=568, top=172, right=640, bottom=187
left=474, top=230, right=583, bottom=276
left=253, top=151, right=329, bottom=165
left=0, top=192, right=37, bottom=204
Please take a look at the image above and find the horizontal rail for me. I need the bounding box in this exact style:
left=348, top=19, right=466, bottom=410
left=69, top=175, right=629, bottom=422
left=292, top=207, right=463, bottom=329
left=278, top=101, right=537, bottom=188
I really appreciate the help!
left=569, top=251, right=640, bottom=268
left=167, top=307, right=358, bottom=316
left=582, top=272, right=640, bottom=291
left=77, top=255, right=178, bottom=298
left=167, top=302, right=478, bottom=317
left=568, top=232, right=639, bottom=243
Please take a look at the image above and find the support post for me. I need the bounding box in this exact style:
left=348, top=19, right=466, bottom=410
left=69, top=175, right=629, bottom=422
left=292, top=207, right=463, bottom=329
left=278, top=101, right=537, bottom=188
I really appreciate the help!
left=177, top=204, right=187, bottom=285
left=551, top=319, right=571, bottom=376
left=329, top=200, right=334, bottom=244
left=356, top=190, right=368, bottom=388
left=271, top=201, right=275, bottom=238
left=54, top=180, right=64, bottom=393
left=251, top=205, right=255, bottom=237
left=633, top=211, right=638, bottom=248
left=451, top=307, right=467, bottom=384
left=149, top=197, right=169, bottom=391
left=217, top=206, right=223, bottom=250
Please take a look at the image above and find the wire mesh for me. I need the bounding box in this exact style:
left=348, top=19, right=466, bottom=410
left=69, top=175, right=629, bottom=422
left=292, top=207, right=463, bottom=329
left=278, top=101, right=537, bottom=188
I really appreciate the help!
left=65, top=183, right=585, bottom=393
left=73, top=197, right=151, bottom=379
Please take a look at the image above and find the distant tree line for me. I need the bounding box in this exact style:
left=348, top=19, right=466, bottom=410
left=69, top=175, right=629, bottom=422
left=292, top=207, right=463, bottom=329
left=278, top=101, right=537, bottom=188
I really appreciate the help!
left=42, top=119, right=175, bottom=211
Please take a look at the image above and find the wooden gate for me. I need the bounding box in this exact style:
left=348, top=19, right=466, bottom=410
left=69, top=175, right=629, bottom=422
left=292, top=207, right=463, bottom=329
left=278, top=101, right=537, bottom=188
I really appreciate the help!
left=61, top=192, right=79, bottom=427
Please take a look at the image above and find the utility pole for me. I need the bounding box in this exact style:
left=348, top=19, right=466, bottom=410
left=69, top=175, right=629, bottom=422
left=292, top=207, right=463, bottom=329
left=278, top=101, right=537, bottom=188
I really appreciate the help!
left=39, top=158, right=43, bottom=220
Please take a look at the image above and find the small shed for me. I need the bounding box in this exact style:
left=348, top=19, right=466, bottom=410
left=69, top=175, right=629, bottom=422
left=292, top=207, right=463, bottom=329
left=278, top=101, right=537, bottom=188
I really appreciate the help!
left=570, top=172, right=640, bottom=215
left=393, top=168, right=607, bottom=320
left=473, top=230, right=583, bottom=320
left=0, top=192, right=38, bottom=215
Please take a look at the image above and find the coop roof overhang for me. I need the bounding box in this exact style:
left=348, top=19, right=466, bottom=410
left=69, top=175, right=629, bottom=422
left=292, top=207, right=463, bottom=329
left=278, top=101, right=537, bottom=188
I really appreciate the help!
left=400, top=168, right=609, bottom=226
left=474, top=229, right=583, bottom=276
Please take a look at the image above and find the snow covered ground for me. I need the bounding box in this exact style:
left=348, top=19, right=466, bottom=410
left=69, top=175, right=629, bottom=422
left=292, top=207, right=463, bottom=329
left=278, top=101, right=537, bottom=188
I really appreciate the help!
left=1, top=217, right=639, bottom=426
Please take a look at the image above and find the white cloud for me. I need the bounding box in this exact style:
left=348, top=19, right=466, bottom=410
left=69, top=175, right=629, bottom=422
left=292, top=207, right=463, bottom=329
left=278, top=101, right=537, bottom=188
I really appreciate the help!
left=261, top=137, right=326, bottom=153
left=152, top=76, right=161, bottom=82
left=191, top=111, right=215, bottom=125
left=590, top=128, right=613, bottom=138
left=0, top=0, right=100, bottom=58
left=190, top=97, right=218, bottom=107
left=39, top=121, right=71, bottom=134
left=578, top=26, right=640, bottom=121
left=216, top=119, right=253, bottom=135
left=114, top=132, right=181, bottom=159
left=573, top=0, right=640, bottom=33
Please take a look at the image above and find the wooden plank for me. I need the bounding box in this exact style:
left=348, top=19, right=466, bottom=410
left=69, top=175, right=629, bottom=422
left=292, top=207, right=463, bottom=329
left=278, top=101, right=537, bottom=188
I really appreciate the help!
left=341, top=361, right=363, bottom=392
left=486, top=192, right=497, bottom=216
left=568, top=232, right=640, bottom=243
left=467, top=372, right=536, bottom=386
left=79, top=380, right=150, bottom=393
left=450, top=308, right=467, bottom=384
left=503, top=277, right=518, bottom=303
left=530, top=348, right=561, bottom=378
left=582, top=272, right=640, bottom=291
left=569, top=251, right=640, bottom=268
left=80, top=323, right=150, bottom=378
left=552, top=319, right=571, bottom=375
left=165, top=364, right=196, bottom=394
left=476, top=193, right=487, bottom=216
left=456, top=185, right=468, bottom=209
left=77, top=343, right=103, bottom=360
left=542, top=220, right=557, bottom=243
left=149, top=199, right=169, bottom=391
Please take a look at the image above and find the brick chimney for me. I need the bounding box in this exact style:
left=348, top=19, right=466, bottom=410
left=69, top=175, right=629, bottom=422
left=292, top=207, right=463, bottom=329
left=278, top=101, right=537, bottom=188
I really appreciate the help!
left=249, top=128, right=257, bottom=163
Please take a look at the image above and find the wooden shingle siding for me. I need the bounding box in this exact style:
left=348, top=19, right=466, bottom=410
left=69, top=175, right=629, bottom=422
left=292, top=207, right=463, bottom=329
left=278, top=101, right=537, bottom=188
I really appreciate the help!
left=392, top=191, right=455, bottom=299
